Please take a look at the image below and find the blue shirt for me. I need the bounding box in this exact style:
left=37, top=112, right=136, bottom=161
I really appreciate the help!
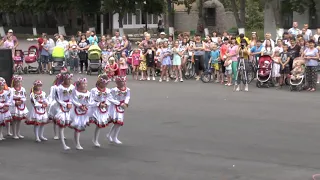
left=210, top=50, right=220, bottom=63
left=41, top=44, right=49, bottom=56
left=251, top=45, right=263, bottom=58
left=88, top=36, right=98, bottom=45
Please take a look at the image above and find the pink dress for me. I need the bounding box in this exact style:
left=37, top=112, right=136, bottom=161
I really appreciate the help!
left=132, top=53, right=140, bottom=66
left=119, top=57, right=128, bottom=76
left=228, top=45, right=239, bottom=62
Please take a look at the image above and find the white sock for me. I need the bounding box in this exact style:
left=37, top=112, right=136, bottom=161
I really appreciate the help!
left=6, top=122, right=11, bottom=135
left=16, top=121, right=21, bottom=136
left=12, top=121, right=17, bottom=137
left=93, top=127, right=100, bottom=145
left=74, top=131, right=82, bottom=149
left=53, top=124, right=58, bottom=137
left=107, top=125, right=116, bottom=141
left=112, top=124, right=122, bottom=144
left=0, top=126, right=3, bottom=139
left=39, top=125, right=47, bottom=140
left=59, top=127, right=69, bottom=149
left=34, top=126, right=40, bottom=141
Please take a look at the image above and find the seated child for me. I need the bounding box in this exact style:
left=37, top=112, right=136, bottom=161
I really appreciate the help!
left=259, top=60, right=271, bottom=76
left=290, top=61, right=305, bottom=80
left=105, top=57, right=119, bottom=81
left=13, top=50, right=23, bottom=71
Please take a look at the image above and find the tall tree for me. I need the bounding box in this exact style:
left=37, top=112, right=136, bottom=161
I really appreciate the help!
left=75, top=0, right=101, bottom=31
left=0, top=0, right=17, bottom=36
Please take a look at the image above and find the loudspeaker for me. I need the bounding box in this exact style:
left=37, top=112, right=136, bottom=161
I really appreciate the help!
left=0, top=49, right=13, bottom=87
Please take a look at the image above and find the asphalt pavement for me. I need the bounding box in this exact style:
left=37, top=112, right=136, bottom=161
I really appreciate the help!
left=0, top=40, right=320, bottom=180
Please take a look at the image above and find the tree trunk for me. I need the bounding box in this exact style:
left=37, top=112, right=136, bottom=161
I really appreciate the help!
left=239, top=0, right=245, bottom=34
left=270, top=0, right=283, bottom=40
left=167, top=0, right=174, bottom=35
left=52, top=8, right=66, bottom=35
left=230, top=0, right=241, bottom=28
left=198, top=0, right=207, bottom=35
left=315, top=0, right=320, bottom=27
left=0, top=13, right=5, bottom=37
left=70, top=9, right=78, bottom=31
left=32, top=14, right=38, bottom=36
left=118, top=13, right=124, bottom=36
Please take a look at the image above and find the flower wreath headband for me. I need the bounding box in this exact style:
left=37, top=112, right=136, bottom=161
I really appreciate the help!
left=11, top=75, right=23, bottom=87
left=77, top=77, right=87, bottom=84
left=98, top=74, right=110, bottom=84
left=115, top=76, right=127, bottom=82
left=33, top=80, right=43, bottom=86
left=62, top=73, right=73, bottom=79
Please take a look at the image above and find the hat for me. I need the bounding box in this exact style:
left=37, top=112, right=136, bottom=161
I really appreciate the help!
left=160, top=32, right=166, bottom=35
left=8, top=29, right=13, bottom=33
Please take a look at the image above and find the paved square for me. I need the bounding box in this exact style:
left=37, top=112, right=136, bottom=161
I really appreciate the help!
left=0, top=73, right=320, bottom=180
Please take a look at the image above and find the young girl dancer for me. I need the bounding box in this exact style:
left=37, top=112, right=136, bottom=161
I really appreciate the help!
left=0, top=77, right=12, bottom=140
left=55, top=72, right=74, bottom=150
left=107, top=76, right=131, bottom=144
left=69, top=77, right=91, bottom=150
left=47, top=73, right=63, bottom=140
left=89, top=74, right=112, bottom=147
left=25, top=80, right=49, bottom=142
left=10, top=75, right=28, bottom=139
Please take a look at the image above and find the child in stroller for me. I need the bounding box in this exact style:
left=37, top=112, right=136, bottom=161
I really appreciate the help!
left=13, top=50, right=24, bottom=73
left=259, top=60, right=271, bottom=76
left=290, top=59, right=305, bottom=80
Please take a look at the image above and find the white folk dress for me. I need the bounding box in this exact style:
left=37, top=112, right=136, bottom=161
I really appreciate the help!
left=0, top=89, right=13, bottom=126
left=89, top=87, right=112, bottom=128
left=54, top=84, right=75, bottom=128
left=69, top=90, right=91, bottom=132
left=47, top=85, right=59, bottom=121
left=26, top=91, right=49, bottom=125
left=108, top=87, right=130, bottom=126
left=10, top=87, right=28, bottom=120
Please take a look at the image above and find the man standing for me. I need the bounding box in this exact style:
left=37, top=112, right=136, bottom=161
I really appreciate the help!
left=263, top=33, right=275, bottom=49
left=288, top=22, right=301, bottom=38
left=156, top=32, right=168, bottom=45
left=0, top=29, right=19, bottom=48
left=112, top=31, right=122, bottom=43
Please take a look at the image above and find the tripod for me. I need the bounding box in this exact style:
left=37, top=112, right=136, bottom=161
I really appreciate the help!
left=234, top=49, right=248, bottom=91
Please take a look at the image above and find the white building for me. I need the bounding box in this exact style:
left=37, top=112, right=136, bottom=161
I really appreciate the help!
left=112, top=10, right=161, bottom=33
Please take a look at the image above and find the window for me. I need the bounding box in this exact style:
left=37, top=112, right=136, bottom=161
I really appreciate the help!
left=123, top=13, right=133, bottom=25
left=135, top=9, right=159, bottom=25
left=135, top=10, right=141, bottom=24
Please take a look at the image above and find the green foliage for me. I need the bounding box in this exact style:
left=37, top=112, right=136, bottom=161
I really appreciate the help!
left=103, top=0, right=137, bottom=15
left=172, top=0, right=196, bottom=13
left=245, top=0, right=263, bottom=29
left=139, top=0, right=166, bottom=15
left=285, top=0, right=314, bottom=14
left=0, top=0, right=18, bottom=12
left=76, top=0, right=101, bottom=14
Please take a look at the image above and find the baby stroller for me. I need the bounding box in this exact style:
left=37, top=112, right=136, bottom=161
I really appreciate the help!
left=49, top=46, right=65, bottom=75
left=256, top=55, right=273, bottom=88
left=289, top=57, right=305, bottom=91
left=24, top=45, right=40, bottom=74
left=13, top=49, right=24, bottom=75
left=87, top=45, right=102, bottom=75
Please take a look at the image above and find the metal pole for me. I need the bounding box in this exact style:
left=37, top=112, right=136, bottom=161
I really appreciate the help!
left=101, top=14, right=104, bottom=35
left=100, top=0, right=104, bottom=36
left=145, top=12, right=148, bottom=32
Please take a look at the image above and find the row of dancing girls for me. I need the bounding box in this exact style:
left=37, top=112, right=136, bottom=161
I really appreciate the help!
left=47, top=73, right=130, bottom=150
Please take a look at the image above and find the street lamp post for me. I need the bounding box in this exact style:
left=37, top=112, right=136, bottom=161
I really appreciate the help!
left=144, top=1, right=148, bottom=33
left=100, top=0, right=104, bottom=36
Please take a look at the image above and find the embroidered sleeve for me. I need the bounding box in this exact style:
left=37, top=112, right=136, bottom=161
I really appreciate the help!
left=31, top=94, right=42, bottom=107
left=72, top=90, right=82, bottom=107
left=47, top=86, right=55, bottom=104
left=5, top=90, right=13, bottom=106
left=124, top=88, right=130, bottom=105
left=89, top=89, right=100, bottom=107
left=21, top=88, right=27, bottom=102
left=107, top=88, right=120, bottom=105
left=56, top=86, right=68, bottom=107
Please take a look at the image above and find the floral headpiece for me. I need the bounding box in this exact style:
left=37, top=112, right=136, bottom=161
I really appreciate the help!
left=0, top=77, right=6, bottom=86
left=98, top=74, right=110, bottom=84
left=77, top=77, right=87, bottom=83
left=33, top=80, right=43, bottom=86
left=62, top=73, right=73, bottom=79
left=115, top=76, right=126, bottom=82
left=12, top=75, right=23, bottom=82
left=11, top=75, right=23, bottom=87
